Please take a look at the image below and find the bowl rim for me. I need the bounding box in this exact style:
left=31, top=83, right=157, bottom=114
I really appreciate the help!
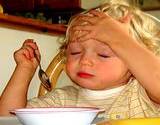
left=11, top=106, right=105, bottom=114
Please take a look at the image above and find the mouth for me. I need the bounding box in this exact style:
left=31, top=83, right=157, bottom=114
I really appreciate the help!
left=77, top=72, right=94, bottom=78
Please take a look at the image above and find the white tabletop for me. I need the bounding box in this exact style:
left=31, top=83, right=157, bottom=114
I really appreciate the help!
left=0, top=116, right=22, bottom=125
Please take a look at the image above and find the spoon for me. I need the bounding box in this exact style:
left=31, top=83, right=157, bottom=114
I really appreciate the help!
left=34, top=51, right=51, bottom=91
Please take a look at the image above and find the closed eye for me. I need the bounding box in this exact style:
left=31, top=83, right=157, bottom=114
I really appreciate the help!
left=71, top=52, right=81, bottom=55
left=98, top=54, right=110, bottom=58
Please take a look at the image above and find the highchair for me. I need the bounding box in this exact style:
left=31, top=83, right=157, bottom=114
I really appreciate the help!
left=38, top=50, right=65, bottom=97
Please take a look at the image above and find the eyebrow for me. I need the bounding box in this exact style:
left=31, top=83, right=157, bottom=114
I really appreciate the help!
left=96, top=45, right=115, bottom=55
left=68, top=42, right=81, bottom=47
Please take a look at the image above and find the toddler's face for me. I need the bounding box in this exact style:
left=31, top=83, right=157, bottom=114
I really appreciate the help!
left=65, top=39, right=131, bottom=90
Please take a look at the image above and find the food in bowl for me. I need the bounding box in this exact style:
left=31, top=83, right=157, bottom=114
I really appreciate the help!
left=12, top=107, right=104, bottom=125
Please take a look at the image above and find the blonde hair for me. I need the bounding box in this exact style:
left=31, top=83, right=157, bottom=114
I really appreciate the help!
left=61, top=2, right=160, bottom=55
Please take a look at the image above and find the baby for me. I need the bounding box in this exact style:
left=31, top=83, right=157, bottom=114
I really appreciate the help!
left=0, top=1, right=160, bottom=124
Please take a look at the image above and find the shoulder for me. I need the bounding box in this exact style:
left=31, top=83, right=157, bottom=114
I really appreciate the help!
left=27, top=86, right=79, bottom=107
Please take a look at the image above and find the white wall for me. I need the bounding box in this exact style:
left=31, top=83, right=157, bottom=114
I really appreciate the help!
left=81, top=0, right=104, bottom=9
left=0, top=26, right=72, bottom=99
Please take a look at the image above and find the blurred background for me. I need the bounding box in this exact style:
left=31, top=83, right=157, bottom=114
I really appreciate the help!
left=0, top=0, right=160, bottom=24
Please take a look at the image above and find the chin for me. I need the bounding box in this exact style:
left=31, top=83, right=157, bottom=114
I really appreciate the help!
left=71, top=78, right=103, bottom=89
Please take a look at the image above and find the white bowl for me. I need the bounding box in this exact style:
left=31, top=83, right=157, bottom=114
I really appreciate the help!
left=13, top=107, right=103, bottom=125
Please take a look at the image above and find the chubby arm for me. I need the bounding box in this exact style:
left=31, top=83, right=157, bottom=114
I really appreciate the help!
left=0, top=39, right=39, bottom=116
left=72, top=10, right=160, bottom=104
left=110, top=32, right=160, bottom=104
left=0, top=65, right=35, bottom=116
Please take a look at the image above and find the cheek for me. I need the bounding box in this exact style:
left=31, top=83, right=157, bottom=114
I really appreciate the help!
left=108, top=60, right=128, bottom=77
left=97, top=59, right=128, bottom=77
left=66, top=61, right=72, bottom=72
left=66, top=58, right=77, bottom=75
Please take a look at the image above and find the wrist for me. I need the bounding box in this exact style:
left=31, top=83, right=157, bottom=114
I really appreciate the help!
left=15, top=64, right=37, bottom=76
left=17, top=61, right=37, bottom=71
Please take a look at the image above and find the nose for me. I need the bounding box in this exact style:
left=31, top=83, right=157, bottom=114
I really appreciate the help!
left=79, top=54, right=94, bottom=67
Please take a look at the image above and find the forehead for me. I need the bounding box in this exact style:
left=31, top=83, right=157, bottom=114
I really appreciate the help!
left=68, top=39, right=113, bottom=51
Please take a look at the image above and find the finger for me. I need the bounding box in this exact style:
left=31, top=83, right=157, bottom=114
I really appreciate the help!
left=23, top=39, right=34, bottom=46
left=22, top=45, right=35, bottom=59
left=77, top=33, right=91, bottom=42
left=70, top=15, right=93, bottom=28
left=23, top=40, right=38, bottom=50
left=20, top=48, right=31, bottom=60
left=70, top=11, right=105, bottom=27
left=72, top=25, right=93, bottom=32
left=89, top=10, right=107, bottom=17
left=69, top=14, right=88, bottom=27
left=34, top=49, right=41, bottom=61
left=71, top=30, right=89, bottom=42
left=14, top=48, right=29, bottom=60
left=79, top=16, right=99, bottom=25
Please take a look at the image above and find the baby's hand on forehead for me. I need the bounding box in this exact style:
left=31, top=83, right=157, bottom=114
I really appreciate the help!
left=69, top=29, right=88, bottom=43
left=71, top=10, right=132, bottom=46
left=68, top=17, right=88, bottom=42
left=68, top=12, right=96, bottom=42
